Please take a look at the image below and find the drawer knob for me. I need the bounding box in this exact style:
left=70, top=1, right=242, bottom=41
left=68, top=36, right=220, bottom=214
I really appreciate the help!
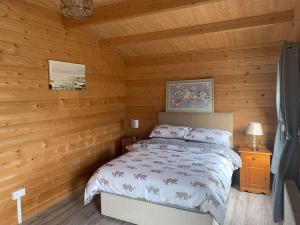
left=252, top=157, right=255, bottom=160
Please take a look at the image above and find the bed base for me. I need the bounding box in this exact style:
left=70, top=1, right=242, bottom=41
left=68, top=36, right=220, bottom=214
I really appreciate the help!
left=101, top=192, right=218, bottom=225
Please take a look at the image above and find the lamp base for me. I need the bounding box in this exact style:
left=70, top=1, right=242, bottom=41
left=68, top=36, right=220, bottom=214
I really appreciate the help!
left=251, top=135, right=257, bottom=151
left=132, top=129, right=137, bottom=143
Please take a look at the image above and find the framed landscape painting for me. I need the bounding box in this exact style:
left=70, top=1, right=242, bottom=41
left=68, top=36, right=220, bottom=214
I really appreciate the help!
left=48, top=60, right=86, bottom=90
left=166, top=79, right=214, bottom=113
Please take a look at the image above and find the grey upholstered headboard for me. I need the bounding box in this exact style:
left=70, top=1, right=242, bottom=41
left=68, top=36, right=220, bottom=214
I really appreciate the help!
left=158, top=112, right=233, bottom=147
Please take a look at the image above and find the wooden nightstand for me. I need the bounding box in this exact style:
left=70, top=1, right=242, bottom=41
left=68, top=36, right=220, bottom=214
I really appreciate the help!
left=239, top=145, right=272, bottom=195
left=120, top=137, right=142, bottom=154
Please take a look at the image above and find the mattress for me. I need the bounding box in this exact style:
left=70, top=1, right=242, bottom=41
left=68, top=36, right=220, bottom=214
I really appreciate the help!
left=84, top=138, right=241, bottom=225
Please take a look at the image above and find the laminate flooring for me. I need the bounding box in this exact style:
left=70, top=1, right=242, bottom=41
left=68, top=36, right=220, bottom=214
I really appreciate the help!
left=24, top=187, right=277, bottom=225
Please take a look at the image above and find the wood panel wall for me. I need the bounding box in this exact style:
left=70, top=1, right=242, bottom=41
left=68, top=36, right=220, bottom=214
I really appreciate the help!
left=125, top=44, right=281, bottom=148
left=0, top=1, right=125, bottom=225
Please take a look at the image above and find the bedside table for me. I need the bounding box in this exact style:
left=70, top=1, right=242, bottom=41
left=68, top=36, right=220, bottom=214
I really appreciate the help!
left=120, top=137, right=142, bottom=154
left=239, top=145, right=272, bottom=195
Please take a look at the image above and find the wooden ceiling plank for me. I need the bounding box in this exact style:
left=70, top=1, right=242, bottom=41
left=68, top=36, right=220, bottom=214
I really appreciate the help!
left=63, top=0, right=218, bottom=28
left=99, top=10, right=294, bottom=47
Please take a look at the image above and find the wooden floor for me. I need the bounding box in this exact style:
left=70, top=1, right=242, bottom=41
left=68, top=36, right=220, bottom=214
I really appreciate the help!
left=24, top=187, right=277, bottom=225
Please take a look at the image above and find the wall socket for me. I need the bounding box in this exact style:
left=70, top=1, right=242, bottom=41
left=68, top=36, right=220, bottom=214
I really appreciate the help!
left=11, top=188, right=26, bottom=200
left=11, top=188, right=26, bottom=224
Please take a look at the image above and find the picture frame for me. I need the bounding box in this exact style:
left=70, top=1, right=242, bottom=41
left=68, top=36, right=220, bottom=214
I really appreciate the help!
left=166, top=79, right=214, bottom=113
left=48, top=60, right=86, bottom=90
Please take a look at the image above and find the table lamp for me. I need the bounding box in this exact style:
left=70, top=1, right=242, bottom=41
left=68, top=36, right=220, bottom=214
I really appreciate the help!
left=130, top=119, right=139, bottom=142
left=246, top=122, right=263, bottom=151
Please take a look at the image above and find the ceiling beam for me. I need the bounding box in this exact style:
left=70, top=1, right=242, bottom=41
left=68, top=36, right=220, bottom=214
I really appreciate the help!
left=99, top=10, right=294, bottom=47
left=294, top=1, right=300, bottom=41
left=63, top=0, right=218, bottom=28
left=125, top=42, right=283, bottom=67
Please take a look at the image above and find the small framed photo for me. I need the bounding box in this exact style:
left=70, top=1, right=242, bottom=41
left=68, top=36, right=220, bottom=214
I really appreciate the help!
left=166, top=79, right=214, bottom=113
left=48, top=60, right=86, bottom=90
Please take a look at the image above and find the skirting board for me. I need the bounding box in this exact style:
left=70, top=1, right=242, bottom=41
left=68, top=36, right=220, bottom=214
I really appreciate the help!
left=101, top=192, right=218, bottom=225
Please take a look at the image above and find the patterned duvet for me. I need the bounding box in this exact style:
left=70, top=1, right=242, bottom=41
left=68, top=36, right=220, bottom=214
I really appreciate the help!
left=84, top=138, right=241, bottom=225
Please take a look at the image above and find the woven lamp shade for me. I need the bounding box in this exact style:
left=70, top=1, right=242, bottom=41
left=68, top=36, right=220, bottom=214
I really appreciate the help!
left=61, top=0, right=93, bottom=19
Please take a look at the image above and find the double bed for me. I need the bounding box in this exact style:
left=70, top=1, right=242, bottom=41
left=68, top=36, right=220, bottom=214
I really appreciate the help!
left=84, top=112, right=241, bottom=225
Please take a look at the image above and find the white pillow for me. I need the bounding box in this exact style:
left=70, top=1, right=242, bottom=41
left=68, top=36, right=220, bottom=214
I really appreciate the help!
left=149, top=124, right=190, bottom=139
left=184, top=128, right=232, bottom=147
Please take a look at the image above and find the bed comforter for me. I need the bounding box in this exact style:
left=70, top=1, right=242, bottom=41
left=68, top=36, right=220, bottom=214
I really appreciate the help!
left=84, top=138, right=241, bottom=225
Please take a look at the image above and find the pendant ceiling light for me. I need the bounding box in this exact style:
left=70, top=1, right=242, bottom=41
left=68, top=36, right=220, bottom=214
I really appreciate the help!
left=61, top=0, right=93, bottom=19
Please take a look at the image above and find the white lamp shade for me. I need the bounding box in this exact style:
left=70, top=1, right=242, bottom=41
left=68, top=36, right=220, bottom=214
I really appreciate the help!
left=246, top=122, right=263, bottom=136
left=130, top=119, right=139, bottom=129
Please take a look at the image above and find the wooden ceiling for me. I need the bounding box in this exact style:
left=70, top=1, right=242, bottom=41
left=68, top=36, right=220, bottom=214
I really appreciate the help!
left=28, top=0, right=297, bottom=56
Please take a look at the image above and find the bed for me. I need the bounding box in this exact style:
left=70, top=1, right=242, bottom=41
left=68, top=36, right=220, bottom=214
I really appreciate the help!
left=84, top=112, right=241, bottom=225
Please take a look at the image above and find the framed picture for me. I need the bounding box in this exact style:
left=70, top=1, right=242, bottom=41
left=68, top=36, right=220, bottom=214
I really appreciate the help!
left=166, top=79, right=214, bottom=113
left=48, top=60, right=86, bottom=90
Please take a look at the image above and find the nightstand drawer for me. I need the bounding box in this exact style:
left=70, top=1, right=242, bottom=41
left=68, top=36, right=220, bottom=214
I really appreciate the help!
left=242, top=154, right=270, bottom=167
left=121, top=139, right=135, bottom=147
left=120, top=137, right=143, bottom=155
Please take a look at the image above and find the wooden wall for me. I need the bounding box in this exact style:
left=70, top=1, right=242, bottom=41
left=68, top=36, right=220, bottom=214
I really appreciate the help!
left=125, top=44, right=281, bottom=148
left=0, top=1, right=125, bottom=225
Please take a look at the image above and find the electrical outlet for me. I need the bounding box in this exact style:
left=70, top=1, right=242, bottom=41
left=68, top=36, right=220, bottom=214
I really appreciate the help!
left=11, top=188, right=26, bottom=200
